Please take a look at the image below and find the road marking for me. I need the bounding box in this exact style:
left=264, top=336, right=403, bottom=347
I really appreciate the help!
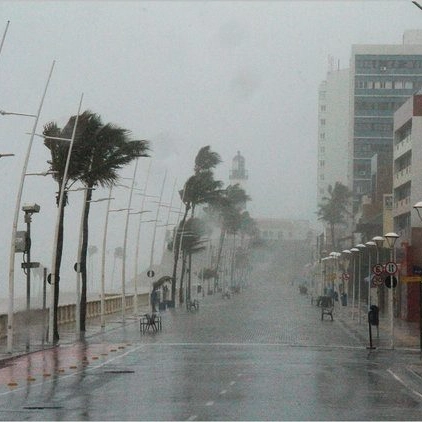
left=187, top=415, right=197, bottom=420
left=387, top=369, right=422, bottom=400
left=229, top=381, right=236, bottom=386
left=219, top=389, right=227, bottom=395
left=205, top=401, right=214, bottom=406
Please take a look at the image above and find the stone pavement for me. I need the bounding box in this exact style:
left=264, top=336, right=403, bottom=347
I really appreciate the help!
left=0, top=284, right=421, bottom=363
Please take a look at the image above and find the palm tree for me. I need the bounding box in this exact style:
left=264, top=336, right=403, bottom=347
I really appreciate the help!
left=71, top=112, right=149, bottom=333
left=44, top=110, right=149, bottom=336
left=212, top=184, right=250, bottom=282
left=176, top=217, right=207, bottom=304
left=317, top=181, right=352, bottom=250
left=170, top=146, right=222, bottom=304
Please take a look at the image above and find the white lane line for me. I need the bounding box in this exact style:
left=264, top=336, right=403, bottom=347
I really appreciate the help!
left=219, top=389, right=227, bottom=395
left=187, top=415, right=197, bottom=420
left=229, top=381, right=236, bottom=386
left=206, top=401, right=214, bottom=406
left=387, top=369, right=422, bottom=400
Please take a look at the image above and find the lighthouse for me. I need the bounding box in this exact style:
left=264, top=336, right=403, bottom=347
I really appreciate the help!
left=229, top=151, right=248, bottom=209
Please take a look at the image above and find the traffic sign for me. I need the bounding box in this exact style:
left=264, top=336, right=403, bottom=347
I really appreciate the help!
left=372, top=264, right=384, bottom=276
left=372, top=275, right=384, bottom=287
left=341, top=272, right=350, bottom=281
left=385, top=275, right=398, bottom=288
left=147, top=270, right=155, bottom=278
left=385, top=261, right=398, bottom=275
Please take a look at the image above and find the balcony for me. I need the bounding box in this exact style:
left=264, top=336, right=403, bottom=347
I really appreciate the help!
left=394, top=135, right=411, bottom=159
left=394, top=196, right=411, bottom=217
left=394, top=165, right=411, bottom=188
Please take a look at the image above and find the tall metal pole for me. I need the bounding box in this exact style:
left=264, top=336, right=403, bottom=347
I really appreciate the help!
left=100, top=185, right=113, bottom=329
left=121, top=159, right=139, bottom=322
left=25, top=212, right=31, bottom=352
left=7, top=61, right=55, bottom=353
left=48, top=93, right=84, bottom=344
left=133, top=160, right=152, bottom=316
left=0, top=20, right=10, bottom=61
left=350, top=248, right=359, bottom=321
left=149, top=171, right=167, bottom=270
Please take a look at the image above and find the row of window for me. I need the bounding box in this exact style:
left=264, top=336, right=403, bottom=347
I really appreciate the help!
left=356, top=80, right=414, bottom=89
left=354, top=122, right=393, bottom=132
left=356, top=59, right=422, bottom=70
left=355, top=100, right=401, bottom=112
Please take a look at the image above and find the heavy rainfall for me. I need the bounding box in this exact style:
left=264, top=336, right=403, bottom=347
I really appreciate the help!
left=1, top=1, right=422, bottom=421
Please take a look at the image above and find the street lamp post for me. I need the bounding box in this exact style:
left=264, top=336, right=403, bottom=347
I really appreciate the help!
left=413, top=202, right=422, bottom=352
left=4, top=60, right=55, bottom=352
left=341, top=250, right=351, bottom=305
left=133, top=160, right=152, bottom=316
left=121, top=159, right=140, bottom=322
left=356, top=244, right=366, bottom=324
left=350, top=247, right=360, bottom=321
left=365, top=241, right=376, bottom=312
left=21, top=203, right=40, bottom=351
left=384, top=232, right=399, bottom=349
left=0, top=20, right=10, bottom=60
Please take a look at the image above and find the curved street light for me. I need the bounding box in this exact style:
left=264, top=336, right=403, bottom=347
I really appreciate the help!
left=4, top=60, right=55, bottom=353
left=350, top=248, right=360, bottom=321
left=384, top=232, right=399, bottom=349
left=356, top=244, right=366, bottom=324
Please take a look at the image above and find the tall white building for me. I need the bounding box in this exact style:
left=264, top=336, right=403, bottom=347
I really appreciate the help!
left=316, top=67, right=350, bottom=207
left=392, top=91, right=422, bottom=242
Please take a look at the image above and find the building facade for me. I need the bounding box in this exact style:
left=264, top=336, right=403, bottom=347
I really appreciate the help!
left=317, top=67, right=350, bottom=206
left=349, top=33, right=422, bottom=213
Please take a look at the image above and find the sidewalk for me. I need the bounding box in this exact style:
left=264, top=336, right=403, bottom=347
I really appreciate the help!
left=333, top=299, right=420, bottom=350
left=0, top=302, right=152, bottom=363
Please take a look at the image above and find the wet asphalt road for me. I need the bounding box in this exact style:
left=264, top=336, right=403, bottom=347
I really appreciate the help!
left=0, top=275, right=422, bottom=420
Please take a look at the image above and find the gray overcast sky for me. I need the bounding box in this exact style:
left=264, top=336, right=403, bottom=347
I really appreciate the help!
left=0, top=0, right=421, bottom=299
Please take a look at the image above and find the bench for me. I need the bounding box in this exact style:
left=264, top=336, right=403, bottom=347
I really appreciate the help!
left=320, top=296, right=334, bottom=321
left=140, top=313, right=162, bottom=333
left=186, top=299, right=199, bottom=311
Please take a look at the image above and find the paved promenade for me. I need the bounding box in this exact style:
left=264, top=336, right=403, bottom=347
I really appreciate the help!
left=0, top=282, right=421, bottom=363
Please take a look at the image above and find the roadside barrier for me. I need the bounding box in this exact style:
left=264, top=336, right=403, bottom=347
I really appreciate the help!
left=0, top=293, right=150, bottom=339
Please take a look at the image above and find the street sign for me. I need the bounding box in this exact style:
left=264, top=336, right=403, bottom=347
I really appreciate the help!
left=385, top=275, right=398, bottom=288
left=341, top=273, right=350, bottom=281
left=372, top=275, right=384, bottom=287
left=372, top=264, right=384, bottom=276
left=385, top=261, right=398, bottom=275
left=147, top=270, right=155, bottom=278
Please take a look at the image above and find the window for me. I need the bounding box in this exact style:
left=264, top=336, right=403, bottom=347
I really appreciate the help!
left=320, top=105, right=326, bottom=112
left=320, top=119, right=326, bottom=125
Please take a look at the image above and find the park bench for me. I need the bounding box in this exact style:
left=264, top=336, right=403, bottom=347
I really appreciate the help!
left=320, top=296, right=334, bottom=321
left=140, top=313, right=162, bottom=333
left=186, top=299, right=199, bottom=311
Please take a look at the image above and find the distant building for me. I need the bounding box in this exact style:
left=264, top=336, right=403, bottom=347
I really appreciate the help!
left=317, top=67, right=350, bottom=206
